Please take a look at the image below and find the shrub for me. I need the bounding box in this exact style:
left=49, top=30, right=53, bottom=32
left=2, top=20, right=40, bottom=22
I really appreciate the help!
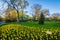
left=0, top=24, right=60, bottom=40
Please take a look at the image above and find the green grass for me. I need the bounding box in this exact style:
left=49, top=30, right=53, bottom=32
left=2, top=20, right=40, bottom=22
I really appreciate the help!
left=1, top=21, right=60, bottom=30
left=11, top=21, right=60, bottom=29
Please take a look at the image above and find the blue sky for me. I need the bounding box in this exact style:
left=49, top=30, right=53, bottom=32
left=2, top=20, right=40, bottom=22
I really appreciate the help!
left=0, top=0, right=60, bottom=16
left=26, top=0, right=60, bottom=15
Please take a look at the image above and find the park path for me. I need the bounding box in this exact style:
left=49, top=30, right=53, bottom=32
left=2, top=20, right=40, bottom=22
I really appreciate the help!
left=0, top=21, right=5, bottom=26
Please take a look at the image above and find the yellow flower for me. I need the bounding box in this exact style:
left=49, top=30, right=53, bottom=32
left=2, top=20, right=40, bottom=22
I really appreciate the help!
left=46, top=31, right=52, bottom=34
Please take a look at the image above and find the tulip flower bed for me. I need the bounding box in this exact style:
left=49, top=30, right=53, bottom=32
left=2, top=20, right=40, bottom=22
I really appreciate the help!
left=0, top=21, right=60, bottom=40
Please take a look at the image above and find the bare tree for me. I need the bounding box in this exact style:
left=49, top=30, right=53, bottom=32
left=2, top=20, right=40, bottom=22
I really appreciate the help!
left=19, top=0, right=29, bottom=21
left=32, top=4, right=41, bottom=20
left=42, top=9, right=49, bottom=16
left=2, top=0, right=29, bottom=22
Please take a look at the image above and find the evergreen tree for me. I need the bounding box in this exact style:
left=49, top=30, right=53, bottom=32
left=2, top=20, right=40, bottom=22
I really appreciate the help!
left=39, top=12, right=45, bottom=25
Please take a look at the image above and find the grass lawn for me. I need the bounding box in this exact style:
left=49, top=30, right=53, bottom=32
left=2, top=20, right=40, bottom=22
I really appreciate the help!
left=19, top=21, right=60, bottom=29
left=5, top=21, right=60, bottom=30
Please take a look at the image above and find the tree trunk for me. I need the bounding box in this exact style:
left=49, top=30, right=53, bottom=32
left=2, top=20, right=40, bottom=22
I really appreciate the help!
left=21, top=9, right=24, bottom=21
left=17, top=10, right=20, bottom=22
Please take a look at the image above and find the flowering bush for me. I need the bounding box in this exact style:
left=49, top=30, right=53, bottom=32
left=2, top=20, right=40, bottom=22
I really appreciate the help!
left=0, top=24, right=60, bottom=40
